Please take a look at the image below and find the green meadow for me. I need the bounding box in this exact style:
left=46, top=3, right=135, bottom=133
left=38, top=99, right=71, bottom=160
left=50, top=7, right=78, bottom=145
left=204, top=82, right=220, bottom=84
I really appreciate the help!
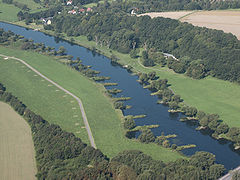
left=0, top=1, right=20, bottom=22
left=0, top=46, right=182, bottom=161
left=0, top=0, right=43, bottom=22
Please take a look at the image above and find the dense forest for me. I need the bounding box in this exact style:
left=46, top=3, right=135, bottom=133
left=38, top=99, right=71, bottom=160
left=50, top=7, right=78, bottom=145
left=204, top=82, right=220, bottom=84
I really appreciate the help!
left=45, top=11, right=240, bottom=83
left=98, top=0, right=240, bottom=13
left=0, top=82, right=226, bottom=179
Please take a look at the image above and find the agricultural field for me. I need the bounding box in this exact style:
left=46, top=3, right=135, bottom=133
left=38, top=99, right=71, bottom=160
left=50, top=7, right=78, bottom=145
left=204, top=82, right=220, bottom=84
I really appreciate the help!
left=138, top=11, right=194, bottom=20
left=139, top=10, right=240, bottom=40
left=0, top=102, right=36, bottom=180
left=0, top=47, right=182, bottom=161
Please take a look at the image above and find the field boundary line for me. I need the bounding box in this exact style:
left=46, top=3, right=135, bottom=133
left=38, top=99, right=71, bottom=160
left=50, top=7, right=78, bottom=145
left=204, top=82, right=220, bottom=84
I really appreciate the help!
left=0, top=54, right=97, bottom=149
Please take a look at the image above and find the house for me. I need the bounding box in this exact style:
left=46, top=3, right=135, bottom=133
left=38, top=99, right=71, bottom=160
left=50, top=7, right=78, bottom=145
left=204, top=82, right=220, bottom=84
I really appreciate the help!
left=79, top=8, right=85, bottom=13
left=66, top=0, right=72, bottom=5
left=86, top=7, right=92, bottom=12
left=46, top=19, right=52, bottom=25
left=68, top=10, right=77, bottom=14
left=131, top=9, right=136, bottom=15
left=41, top=17, right=53, bottom=25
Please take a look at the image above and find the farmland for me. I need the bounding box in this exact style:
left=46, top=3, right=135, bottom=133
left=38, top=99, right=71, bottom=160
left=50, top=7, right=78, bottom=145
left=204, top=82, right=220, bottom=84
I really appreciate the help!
left=0, top=47, right=182, bottom=161
left=0, top=102, right=36, bottom=180
left=139, top=10, right=240, bottom=40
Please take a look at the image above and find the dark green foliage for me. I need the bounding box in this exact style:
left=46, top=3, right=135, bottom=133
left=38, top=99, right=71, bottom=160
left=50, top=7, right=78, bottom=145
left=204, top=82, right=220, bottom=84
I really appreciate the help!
left=2, top=0, right=13, bottom=4
left=138, top=129, right=155, bottom=143
left=227, top=127, right=240, bottom=143
left=123, top=116, right=136, bottom=130
left=114, top=101, right=125, bottom=110
left=49, top=11, right=240, bottom=82
left=186, top=60, right=207, bottom=79
left=216, top=123, right=229, bottom=134
left=189, top=151, right=216, bottom=170
left=102, top=0, right=240, bottom=13
left=111, top=150, right=225, bottom=179
left=182, top=106, right=198, bottom=117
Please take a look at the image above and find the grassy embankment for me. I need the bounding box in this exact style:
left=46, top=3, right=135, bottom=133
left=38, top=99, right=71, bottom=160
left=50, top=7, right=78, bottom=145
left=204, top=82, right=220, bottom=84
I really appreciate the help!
left=0, top=47, right=182, bottom=161
left=0, top=102, right=37, bottom=180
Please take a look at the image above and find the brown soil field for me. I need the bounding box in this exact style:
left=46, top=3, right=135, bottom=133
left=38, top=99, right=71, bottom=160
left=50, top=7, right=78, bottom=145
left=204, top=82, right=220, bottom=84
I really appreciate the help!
left=0, top=102, right=37, bottom=180
left=138, top=11, right=194, bottom=19
left=182, top=11, right=240, bottom=39
left=138, top=10, right=240, bottom=40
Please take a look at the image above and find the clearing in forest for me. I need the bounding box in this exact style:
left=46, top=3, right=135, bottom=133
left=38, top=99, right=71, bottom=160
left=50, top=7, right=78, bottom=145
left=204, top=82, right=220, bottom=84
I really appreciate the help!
left=0, top=102, right=37, bottom=180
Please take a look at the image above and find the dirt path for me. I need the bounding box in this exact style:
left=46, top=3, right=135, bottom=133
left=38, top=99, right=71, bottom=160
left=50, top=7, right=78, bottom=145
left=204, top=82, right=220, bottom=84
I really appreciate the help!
left=0, top=102, right=37, bottom=180
left=0, top=54, right=97, bottom=149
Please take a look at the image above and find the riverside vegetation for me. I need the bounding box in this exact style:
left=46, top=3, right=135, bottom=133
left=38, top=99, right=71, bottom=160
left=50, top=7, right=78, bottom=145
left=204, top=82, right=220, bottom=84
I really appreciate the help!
left=3, top=1, right=240, bottom=149
left=0, top=28, right=185, bottom=160
left=0, top=82, right=226, bottom=179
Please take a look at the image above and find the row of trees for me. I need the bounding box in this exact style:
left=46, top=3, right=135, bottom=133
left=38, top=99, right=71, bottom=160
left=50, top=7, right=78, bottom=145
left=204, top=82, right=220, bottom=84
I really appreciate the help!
left=97, top=0, right=240, bottom=13
left=0, top=82, right=226, bottom=179
left=137, top=71, right=240, bottom=147
left=48, top=11, right=240, bottom=83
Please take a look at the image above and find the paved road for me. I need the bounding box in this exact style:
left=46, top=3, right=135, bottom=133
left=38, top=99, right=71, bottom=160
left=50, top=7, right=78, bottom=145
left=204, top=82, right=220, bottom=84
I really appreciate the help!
left=219, top=166, right=240, bottom=180
left=0, top=54, right=97, bottom=149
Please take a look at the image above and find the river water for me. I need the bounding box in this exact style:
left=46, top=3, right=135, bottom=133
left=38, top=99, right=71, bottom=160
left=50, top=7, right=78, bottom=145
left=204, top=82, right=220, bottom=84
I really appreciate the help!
left=0, top=22, right=239, bottom=170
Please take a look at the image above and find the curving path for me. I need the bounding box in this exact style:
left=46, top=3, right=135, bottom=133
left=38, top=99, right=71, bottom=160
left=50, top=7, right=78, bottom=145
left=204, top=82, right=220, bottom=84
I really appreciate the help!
left=0, top=54, right=97, bottom=149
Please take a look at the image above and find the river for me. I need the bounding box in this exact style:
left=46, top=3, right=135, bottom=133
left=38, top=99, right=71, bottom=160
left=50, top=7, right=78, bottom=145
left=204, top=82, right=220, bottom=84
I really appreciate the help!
left=0, top=22, right=239, bottom=170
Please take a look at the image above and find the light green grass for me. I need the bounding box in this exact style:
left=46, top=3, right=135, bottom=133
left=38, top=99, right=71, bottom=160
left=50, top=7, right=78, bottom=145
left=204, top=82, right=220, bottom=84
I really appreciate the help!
left=0, top=46, right=183, bottom=161
left=0, top=1, right=20, bottom=22
left=63, top=35, right=240, bottom=128
left=0, top=0, right=43, bottom=22
left=0, top=56, right=89, bottom=143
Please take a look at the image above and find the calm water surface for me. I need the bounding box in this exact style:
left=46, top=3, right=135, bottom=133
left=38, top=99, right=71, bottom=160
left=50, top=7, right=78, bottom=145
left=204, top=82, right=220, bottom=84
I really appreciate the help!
left=0, top=22, right=239, bottom=170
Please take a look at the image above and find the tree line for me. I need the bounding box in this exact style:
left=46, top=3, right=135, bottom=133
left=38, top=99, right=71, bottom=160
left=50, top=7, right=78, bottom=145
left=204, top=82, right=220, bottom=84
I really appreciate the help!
left=46, top=11, right=240, bottom=83
left=96, top=0, right=240, bottom=14
left=137, top=71, right=240, bottom=149
left=0, top=82, right=226, bottom=179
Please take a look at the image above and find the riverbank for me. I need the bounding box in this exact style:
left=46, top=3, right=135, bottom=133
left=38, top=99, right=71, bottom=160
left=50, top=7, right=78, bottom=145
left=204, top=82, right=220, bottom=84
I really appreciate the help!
left=14, top=21, right=240, bottom=129
left=0, top=44, right=183, bottom=161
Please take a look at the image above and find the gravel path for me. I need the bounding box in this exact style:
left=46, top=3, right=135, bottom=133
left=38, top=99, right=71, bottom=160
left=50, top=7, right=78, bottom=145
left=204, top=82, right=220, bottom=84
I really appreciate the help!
left=0, top=54, right=97, bottom=149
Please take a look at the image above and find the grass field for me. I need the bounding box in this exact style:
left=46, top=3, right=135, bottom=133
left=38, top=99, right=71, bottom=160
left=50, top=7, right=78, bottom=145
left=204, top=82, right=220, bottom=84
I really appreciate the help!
left=0, top=47, right=182, bottom=161
left=0, top=102, right=36, bottom=180
left=0, top=0, right=43, bottom=22
left=61, top=35, right=240, bottom=128
left=0, top=55, right=89, bottom=143
left=0, top=1, right=20, bottom=22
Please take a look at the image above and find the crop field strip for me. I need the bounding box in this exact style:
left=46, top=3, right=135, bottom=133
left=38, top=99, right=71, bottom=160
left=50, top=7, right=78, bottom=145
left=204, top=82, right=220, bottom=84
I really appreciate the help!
left=0, top=47, right=182, bottom=161
left=0, top=101, right=37, bottom=180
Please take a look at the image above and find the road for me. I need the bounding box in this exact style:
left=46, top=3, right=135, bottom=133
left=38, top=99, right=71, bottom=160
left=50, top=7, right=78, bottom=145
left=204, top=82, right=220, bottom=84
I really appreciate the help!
left=0, top=54, right=97, bottom=149
left=219, top=166, right=240, bottom=180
